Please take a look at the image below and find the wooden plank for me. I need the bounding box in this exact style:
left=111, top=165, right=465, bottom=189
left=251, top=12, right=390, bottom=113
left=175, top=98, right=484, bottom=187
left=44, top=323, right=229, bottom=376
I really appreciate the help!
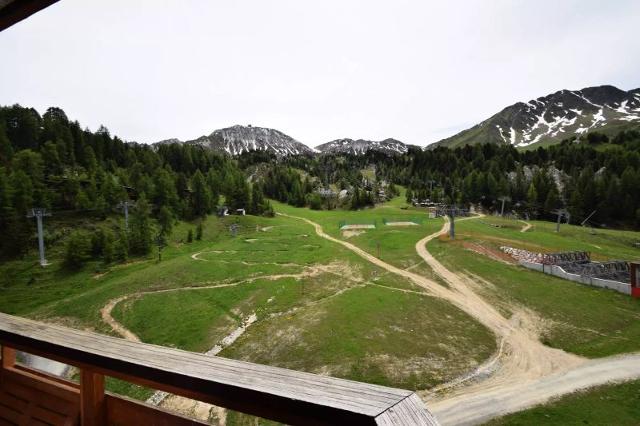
left=0, top=419, right=17, bottom=426
left=0, top=389, right=29, bottom=413
left=0, top=312, right=438, bottom=425
left=105, top=393, right=208, bottom=426
left=3, top=366, right=79, bottom=404
left=0, top=402, right=23, bottom=424
left=0, top=367, right=80, bottom=425
left=30, top=404, right=69, bottom=426
left=375, top=394, right=439, bottom=426
left=80, top=369, right=105, bottom=426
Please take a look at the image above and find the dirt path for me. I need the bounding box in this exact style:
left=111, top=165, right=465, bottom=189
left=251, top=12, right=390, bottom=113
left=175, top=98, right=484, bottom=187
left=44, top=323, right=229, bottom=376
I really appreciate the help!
left=280, top=212, right=640, bottom=425
left=518, top=220, right=533, bottom=232
left=100, top=265, right=345, bottom=343
left=100, top=259, right=373, bottom=423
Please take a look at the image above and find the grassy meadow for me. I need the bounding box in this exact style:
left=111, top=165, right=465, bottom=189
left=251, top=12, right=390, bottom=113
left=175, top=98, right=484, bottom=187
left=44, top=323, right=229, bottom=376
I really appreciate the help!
left=0, top=195, right=496, bottom=401
left=3, top=190, right=640, bottom=424
left=486, top=379, right=640, bottom=425
left=427, top=216, right=640, bottom=358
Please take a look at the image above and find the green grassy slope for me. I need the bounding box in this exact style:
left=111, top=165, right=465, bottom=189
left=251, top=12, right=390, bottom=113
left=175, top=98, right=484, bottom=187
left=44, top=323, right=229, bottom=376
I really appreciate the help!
left=428, top=217, right=640, bottom=358
left=0, top=201, right=496, bottom=399
left=486, top=379, right=640, bottom=425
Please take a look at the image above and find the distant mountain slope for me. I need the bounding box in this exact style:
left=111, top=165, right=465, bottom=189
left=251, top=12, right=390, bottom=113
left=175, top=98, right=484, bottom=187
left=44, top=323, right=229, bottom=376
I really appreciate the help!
left=431, top=85, right=640, bottom=149
left=316, top=138, right=413, bottom=155
left=155, top=125, right=313, bottom=156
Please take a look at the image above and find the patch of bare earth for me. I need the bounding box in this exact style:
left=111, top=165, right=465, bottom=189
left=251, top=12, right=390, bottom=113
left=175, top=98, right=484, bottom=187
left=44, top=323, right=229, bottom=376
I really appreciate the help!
left=342, top=229, right=366, bottom=238
left=462, top=241, right=517, bottom=264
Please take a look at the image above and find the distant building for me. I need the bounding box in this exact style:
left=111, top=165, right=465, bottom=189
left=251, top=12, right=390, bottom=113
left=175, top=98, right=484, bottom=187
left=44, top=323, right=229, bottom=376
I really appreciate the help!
left=317, top=188, right=336, bottom=197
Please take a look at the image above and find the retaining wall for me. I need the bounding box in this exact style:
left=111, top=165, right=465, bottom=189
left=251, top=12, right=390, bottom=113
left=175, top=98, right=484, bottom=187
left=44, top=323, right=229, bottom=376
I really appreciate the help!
left=519, top=261, right=632, bottom=295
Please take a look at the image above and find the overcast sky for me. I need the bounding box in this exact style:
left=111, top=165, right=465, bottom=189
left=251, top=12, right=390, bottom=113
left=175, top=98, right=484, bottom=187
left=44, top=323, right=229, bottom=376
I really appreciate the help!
left=1, top=0, right=639, bottom=147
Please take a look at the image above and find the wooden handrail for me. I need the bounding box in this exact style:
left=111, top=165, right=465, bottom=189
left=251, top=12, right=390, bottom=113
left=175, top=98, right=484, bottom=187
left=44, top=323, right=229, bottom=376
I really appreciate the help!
left=0, top=313, right=439, bottom=425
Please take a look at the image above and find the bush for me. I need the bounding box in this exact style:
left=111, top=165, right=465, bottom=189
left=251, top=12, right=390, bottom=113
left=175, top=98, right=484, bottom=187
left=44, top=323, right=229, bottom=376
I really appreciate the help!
left=64, top=231, right=91, bottom=269
left=263, top=201, right=275, bottom=217
left=102, top=230, right=116, bottom=264
left=307, top=193, right=323, bottom=210
left=115, top=230, right=128, bottom=262
left=91, top=227, right=116, bottom=263
left=129, top=196, right=153, bottom=255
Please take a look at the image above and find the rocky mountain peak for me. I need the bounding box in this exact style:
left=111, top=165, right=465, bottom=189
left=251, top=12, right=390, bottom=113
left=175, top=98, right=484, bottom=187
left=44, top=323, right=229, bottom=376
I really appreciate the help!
left=432, top=85, right=640, bottom=149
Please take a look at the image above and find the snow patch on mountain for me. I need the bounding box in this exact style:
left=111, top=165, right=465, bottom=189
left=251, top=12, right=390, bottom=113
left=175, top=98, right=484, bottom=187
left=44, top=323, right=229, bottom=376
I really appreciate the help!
left=432, top=85, right=640, bottom=149
left=154, top=125, right=313, bottom=157
left=316, top=138, right=411, bottom=155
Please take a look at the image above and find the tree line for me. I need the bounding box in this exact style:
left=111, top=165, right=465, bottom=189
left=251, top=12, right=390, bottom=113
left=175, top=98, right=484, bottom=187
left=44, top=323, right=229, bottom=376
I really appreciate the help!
left=0, top=105, right=273, bottom=261
left=1, top=103, right=638, bottom=264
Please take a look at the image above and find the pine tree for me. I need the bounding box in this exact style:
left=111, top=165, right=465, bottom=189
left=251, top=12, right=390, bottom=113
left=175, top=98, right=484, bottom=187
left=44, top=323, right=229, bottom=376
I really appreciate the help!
left=115, top=230, right=128, bottom=262
left=153, top=168, right=179, bottom=214
left=190, top=170, right=211, bottom=217
left=250, top=184, right=266, bottom=214
left=526, top=183, right=538, bottom=217
left=543, top=185, right=560, bottom=214
left=406, top=188, right=413, bottom=204
left=0, top=125, right=13, bottom=166
left=64, top=231, right=90, bottom=269
left=196, top=222, right=203, bottom=240
left=228, top=176, right=250, bottom=211
left=102, top=229, right=116, bottom=264
left=129, top=196, right=153, bottom=255
left=158, top=206, right=174, bottom=238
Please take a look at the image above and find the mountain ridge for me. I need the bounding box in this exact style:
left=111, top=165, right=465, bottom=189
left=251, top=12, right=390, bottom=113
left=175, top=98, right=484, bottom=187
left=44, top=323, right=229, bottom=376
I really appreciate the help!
left=315, top=138, right=414, bottom=155
left=154, top=125, right=314, bottom=156
left=430, top=85, right=640, bottom=149
left=154, top=126, right=415, bottom=157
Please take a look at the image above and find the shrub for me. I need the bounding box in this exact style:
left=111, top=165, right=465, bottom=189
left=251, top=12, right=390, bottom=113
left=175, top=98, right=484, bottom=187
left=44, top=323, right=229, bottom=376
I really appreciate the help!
left=64, top=231, right=90, bottom=269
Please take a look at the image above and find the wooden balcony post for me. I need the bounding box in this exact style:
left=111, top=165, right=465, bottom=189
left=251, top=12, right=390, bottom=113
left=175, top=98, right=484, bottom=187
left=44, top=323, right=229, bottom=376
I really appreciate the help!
left=1, top=345, right=16, bottom=369
left=80, top=369, right=105, bottom=426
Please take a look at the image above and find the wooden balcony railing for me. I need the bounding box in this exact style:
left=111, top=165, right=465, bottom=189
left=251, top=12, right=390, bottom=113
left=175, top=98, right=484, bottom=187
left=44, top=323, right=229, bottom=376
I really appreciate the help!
left=0, top=312, right=439, bottom=425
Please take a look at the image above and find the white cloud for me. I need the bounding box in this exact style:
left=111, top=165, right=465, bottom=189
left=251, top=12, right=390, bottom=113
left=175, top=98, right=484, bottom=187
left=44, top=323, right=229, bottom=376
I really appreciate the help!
left=0, top=0, right=639, bottom=147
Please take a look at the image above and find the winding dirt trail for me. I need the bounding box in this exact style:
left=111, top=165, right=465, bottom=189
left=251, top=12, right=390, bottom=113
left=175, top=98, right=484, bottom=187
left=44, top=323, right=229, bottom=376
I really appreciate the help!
left=100, top=266, right=343, bottom=343
left=100, top=266, right=342, bottom=423
left=518, top=220, right=533, bottom=232
left=280, top=212, right=640, bottom=425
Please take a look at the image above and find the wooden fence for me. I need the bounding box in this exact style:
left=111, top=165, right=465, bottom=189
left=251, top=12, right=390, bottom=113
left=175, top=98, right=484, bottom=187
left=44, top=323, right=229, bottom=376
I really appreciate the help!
left=0, top=312, right=438, bottom=425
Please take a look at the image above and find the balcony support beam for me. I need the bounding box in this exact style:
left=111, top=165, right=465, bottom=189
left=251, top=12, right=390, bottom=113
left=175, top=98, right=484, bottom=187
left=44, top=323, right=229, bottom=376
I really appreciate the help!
left=80, top=369, right=106, bottom=426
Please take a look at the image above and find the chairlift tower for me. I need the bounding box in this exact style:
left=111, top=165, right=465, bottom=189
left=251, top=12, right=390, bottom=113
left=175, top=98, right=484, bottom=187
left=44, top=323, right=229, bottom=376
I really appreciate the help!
left=498, top=196, right=511, bottom=217
left=26, top=208, right=51, bottom=267
left=552, top=209, right=569, bottom=232
left=441, top=205, right=457, bottom=240
left=117, top=200, right=135, bottom=231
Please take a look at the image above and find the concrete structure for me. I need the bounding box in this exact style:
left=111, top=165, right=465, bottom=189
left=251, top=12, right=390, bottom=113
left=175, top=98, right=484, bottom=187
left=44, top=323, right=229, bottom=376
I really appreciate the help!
left=502, top=247, right=633, bottom=296
left=518, top=260, right=632, bottom=295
